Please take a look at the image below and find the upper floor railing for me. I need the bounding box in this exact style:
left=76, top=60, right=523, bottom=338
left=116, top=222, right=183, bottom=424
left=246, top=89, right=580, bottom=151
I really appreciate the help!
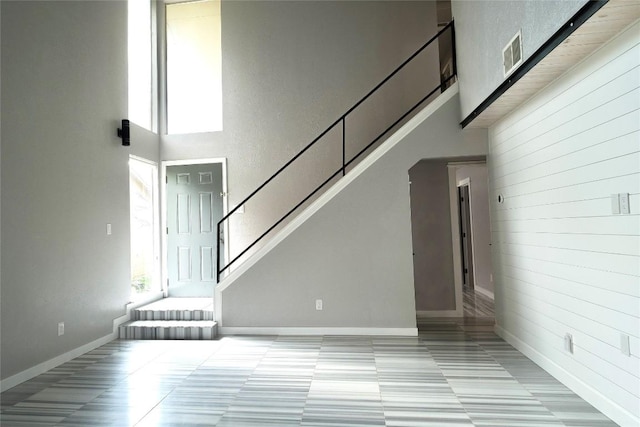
left=217, top=21, right=457, bottom=282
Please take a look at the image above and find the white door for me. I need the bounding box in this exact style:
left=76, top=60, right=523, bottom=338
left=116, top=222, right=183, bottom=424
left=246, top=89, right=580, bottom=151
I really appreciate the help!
left=166, top=163, right=224, bottom=297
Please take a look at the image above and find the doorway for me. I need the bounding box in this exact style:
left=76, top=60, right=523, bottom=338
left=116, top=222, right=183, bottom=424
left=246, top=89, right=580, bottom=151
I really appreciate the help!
left=409, top=158, right=494, bottom=320
left=162, top=159, right=227, bottom=297
left=457, top=180, right=474, bottom=289
left=452, top=163, right=495, bottom=319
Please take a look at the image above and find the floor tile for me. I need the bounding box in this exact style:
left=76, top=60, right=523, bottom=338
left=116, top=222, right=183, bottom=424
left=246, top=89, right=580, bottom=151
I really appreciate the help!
left=0, top=290, right=619, bottom=426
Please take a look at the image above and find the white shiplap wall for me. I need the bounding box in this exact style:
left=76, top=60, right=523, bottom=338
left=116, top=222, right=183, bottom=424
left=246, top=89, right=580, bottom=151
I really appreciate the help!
left=488, top=21, right=640, bottom=426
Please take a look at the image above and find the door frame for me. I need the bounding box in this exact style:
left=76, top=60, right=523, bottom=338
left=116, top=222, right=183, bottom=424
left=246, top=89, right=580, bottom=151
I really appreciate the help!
left=160, top=158, right=229, bottom=296
left=457, top=178, right=476, bottom=290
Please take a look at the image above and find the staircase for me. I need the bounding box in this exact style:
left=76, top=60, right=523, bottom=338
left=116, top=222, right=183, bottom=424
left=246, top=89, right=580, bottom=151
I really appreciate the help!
left=119, top=298, right=217, bottom=340
left=216, top=21, right=456, bottom=283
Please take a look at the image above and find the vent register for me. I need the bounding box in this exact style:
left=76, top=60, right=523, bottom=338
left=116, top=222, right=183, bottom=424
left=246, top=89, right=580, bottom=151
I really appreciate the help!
left=503, top=30, right=523, bottom=77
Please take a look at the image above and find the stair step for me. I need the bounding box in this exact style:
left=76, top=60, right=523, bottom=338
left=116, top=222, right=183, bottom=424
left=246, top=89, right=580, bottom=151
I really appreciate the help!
left=119, top=320, right=217, bottom=340
left=133, top=297, right=214, bottom=321
left=134, top=309, right=214, bottom=321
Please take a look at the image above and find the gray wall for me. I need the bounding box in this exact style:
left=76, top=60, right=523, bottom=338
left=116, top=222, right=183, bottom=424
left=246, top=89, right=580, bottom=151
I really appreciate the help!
left=455, top=164, right=493, bottom=296
left=161, top=1, right=441, bottom=262
left=1, top=1, right=159, bottom=380
left=220, top=90, right=488, bottom=328
left=451, top=0, right=587, bottom=119
left=409, top=160, right=455, bottom=311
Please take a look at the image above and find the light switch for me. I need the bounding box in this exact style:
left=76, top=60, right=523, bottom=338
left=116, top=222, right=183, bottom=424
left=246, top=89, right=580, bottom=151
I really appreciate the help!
left=619, top=193, right=630, bottom=214
left=106, top=223, right=112, bottom=235
left=611, top=194, right=620, bottom=214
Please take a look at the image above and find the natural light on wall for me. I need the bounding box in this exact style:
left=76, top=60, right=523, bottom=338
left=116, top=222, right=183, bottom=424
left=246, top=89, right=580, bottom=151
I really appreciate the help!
left=128, top=0, right=154, bottom=132
left=167, top=0, right=223, bottom=134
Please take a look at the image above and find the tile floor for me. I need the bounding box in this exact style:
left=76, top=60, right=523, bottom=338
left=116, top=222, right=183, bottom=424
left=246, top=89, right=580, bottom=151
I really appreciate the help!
left=462, top=286, right=495, bottom=318
left=0, top=292, right=617, bottom=426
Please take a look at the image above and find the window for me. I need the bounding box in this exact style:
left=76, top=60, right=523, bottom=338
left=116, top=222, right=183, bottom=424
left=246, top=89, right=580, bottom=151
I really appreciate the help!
left=129, top=157, right=160, bottom=300
left=128, top=0, right=156, bottom=131
left=166, top=0, right=222, bottom=134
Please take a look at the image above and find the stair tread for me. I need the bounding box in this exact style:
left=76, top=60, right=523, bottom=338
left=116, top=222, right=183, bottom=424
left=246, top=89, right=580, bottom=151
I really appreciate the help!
left=136, top=297, right=213, bottom=312
left=124, top=320, right=217, bottom=327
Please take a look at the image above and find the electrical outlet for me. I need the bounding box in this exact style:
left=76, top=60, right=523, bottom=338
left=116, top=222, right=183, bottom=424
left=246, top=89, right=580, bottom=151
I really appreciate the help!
left=315, top=299, right=323, bottom=311
left=58, top=322, right=65, bottom=336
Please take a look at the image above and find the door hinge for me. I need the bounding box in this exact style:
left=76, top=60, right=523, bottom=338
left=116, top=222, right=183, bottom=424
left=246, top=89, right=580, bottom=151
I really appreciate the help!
left=166, top=227, right=169, bottom=234
left=464, top=268, right=468, bottom=274
left=166, top=175, right=168, bottom=184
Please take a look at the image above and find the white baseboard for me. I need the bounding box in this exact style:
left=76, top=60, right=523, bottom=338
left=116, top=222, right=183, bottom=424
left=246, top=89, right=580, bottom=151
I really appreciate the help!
left=220, top=327, right=418, bottom=337
left=474, top=286, right=494, bottom=300
left=0, top=310, right=132, bottom=393
left=0, top=332, right=115, bottom=392
left=416, top=309, right=462, bottom=318
left=495, top=325, right=639, bottom=427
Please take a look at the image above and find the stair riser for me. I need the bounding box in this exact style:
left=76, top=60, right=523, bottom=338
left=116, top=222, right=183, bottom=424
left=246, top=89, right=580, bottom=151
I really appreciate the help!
left=133, top=310, right=214, bottom=321
left=119, top=325, right=216, bottom=340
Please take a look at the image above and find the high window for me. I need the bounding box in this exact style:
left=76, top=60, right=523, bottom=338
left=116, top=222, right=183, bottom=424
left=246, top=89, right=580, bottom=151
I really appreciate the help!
left=128, top=0, right=157, bottom=132
left=166, top=0, right=222, bottom=134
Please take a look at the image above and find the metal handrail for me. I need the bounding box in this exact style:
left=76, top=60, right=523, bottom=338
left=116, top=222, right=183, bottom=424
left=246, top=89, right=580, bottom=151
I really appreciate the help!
left=217, top=21, right=456, bottom=282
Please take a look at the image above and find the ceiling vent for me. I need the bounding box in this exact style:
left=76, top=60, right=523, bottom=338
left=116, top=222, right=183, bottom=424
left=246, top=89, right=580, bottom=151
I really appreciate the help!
left=503, top=30, right=523, bottom=77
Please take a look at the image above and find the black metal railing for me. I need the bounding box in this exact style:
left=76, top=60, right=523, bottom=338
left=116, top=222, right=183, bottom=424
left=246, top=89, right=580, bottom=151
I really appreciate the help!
left=217, top=21, right=456, bottom=282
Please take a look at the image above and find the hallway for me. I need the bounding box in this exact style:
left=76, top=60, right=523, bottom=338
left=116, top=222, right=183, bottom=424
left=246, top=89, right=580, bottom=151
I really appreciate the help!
left=462, top=286, right=495, bottom=318
left=0, top=323, right=615, bottom=426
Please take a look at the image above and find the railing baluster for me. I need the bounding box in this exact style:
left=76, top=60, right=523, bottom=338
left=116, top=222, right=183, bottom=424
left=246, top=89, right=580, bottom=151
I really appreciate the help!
left=342, top=117, right=346, bottom=177
left=216, top=21, right=456, bottom=282
left=451, top=24, right=458, bottom=79
left=216, top=221, right=221, bottom=283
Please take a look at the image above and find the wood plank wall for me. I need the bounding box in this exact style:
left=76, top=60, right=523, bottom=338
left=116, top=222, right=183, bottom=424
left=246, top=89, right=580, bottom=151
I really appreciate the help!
left=488, top=21, right=639, bottom=424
